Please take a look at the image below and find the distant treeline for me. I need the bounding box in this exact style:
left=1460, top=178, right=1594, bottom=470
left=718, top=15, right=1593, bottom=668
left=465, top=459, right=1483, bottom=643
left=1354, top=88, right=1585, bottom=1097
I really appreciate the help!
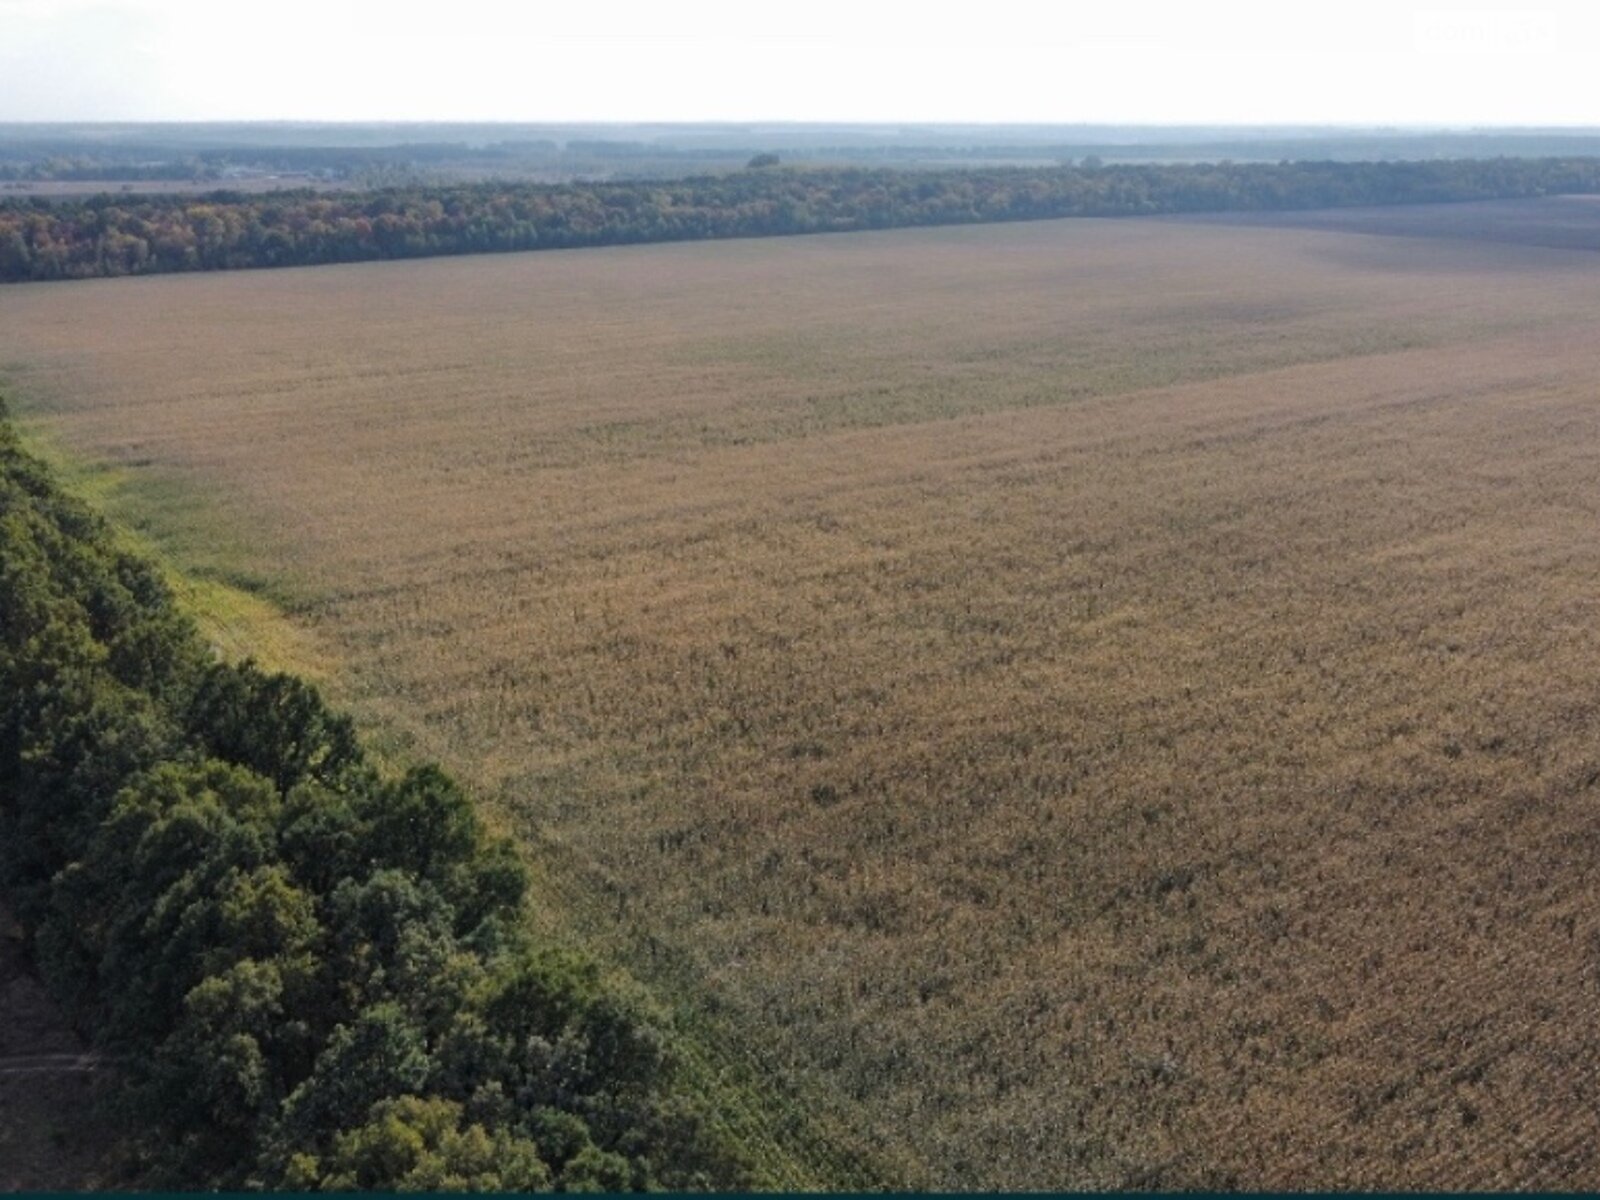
left=4, top=158, right=1600, bottom=283
left=0, top=156, right=214, bottom=183
left=0, top=400, right=747, bottom=1190
left=0, top=144, right=487, bottom=183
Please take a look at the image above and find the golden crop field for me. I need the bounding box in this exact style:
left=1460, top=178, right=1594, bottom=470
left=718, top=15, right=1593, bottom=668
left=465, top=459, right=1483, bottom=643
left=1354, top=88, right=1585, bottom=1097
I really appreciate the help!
left=5, top=203, right=1600, bottom=1188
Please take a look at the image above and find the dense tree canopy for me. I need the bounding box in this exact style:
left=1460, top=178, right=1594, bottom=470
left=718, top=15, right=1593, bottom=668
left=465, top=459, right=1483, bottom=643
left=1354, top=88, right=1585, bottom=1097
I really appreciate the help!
left=0, top=398, right=747, bottom=1190
left=4, top=157, right=1600, bottom=283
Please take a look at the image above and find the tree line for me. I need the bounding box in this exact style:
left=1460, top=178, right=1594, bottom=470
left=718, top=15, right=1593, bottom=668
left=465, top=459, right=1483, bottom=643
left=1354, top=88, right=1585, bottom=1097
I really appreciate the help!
left=0, top=397, right=750, bottom=1190
left=5, top=157, right=1600, bottom=283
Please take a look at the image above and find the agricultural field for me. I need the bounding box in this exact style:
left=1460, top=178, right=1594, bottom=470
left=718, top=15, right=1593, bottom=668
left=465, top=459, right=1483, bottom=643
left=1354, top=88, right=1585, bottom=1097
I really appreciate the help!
left=1179, top=193, right=1600, bottom=251
left=4, top=203, right=1600, bottom=1188
left=0, top=175, right=343, bottom=199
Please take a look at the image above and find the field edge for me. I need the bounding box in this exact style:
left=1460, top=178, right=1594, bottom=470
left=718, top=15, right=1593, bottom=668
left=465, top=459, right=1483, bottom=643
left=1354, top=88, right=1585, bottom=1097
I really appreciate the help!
left=1, top=389, right=905, bottom=1192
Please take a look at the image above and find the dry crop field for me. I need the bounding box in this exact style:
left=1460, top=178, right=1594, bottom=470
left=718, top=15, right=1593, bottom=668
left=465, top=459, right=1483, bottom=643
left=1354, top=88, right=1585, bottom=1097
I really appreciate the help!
left=5, top=205, right=1600, bottom=1188
left=1178, top=193, right=1600, bottom=251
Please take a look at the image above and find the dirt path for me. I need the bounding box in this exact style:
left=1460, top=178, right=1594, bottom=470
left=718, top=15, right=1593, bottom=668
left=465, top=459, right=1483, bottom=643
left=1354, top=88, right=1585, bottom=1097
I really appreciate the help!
left=0, top=1052, right=106, bottom=1076
left=0, top=904, right=120, bottom=1190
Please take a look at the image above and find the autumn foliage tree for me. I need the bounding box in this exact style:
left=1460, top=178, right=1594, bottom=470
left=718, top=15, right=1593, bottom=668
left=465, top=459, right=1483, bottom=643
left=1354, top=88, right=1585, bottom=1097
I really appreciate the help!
left=5, top=157, right=1600, bottom=284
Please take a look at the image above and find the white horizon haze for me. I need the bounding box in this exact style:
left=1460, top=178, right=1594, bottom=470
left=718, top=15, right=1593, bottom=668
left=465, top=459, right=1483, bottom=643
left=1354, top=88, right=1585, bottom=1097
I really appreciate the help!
left=2, top=0, right=1598, bottom=127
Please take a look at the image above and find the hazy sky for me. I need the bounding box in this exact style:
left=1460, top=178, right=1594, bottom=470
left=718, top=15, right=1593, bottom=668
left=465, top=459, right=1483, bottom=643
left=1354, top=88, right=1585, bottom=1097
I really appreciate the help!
left=3, top=0, right=1598, bottom=126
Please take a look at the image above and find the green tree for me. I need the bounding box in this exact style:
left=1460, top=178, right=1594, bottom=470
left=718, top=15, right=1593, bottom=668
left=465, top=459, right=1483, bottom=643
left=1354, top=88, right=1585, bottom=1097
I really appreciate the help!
left=187, top=660, right=363, bottom=793
left=296, top=1095, right=552, bottom=1192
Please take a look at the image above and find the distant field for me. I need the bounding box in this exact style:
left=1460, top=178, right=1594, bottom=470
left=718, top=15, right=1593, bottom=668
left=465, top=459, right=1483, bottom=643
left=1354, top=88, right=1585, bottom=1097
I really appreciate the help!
left=5, top=207, right=1600, bottom=1188
left=1176, top=193, right=1600, bottom=250
left=0, top=176, right=348, bottom=198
